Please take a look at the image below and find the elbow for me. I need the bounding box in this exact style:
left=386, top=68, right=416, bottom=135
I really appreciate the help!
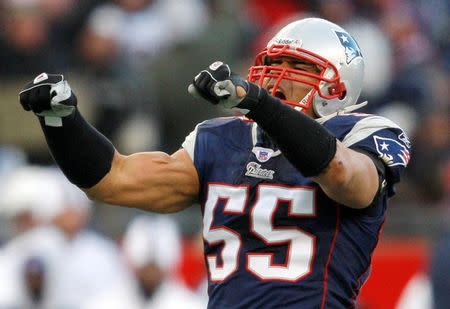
left=331, top=160, right=350, bottom=188
left=83, top=179, right=120, bottom=206
left=84, top=188, right=113, bottom=205
left=84, top=190, right=97, bottom=202
left=316, top=156, right=350, bottom=188
left=345, top=194, right=374, bottom=209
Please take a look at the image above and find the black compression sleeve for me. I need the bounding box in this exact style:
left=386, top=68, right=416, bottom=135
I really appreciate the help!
left=39, top=110, right=115, bottom=188
left=239, top=85, right=337, bottom=177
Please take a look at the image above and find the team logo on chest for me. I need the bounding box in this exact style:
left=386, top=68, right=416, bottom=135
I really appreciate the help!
left=245, top=162, right=275, bottom=179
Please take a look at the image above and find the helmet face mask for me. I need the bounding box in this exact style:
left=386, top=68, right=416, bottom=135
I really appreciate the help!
left=248, top=18, right=364, bottom=117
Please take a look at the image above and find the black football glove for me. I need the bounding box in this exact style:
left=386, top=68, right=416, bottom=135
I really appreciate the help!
left=19, top=73, right=77, bottom=126
left=188, top=61, right=252, bottom=109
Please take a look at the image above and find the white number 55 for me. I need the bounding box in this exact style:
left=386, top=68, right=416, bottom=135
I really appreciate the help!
left=203, top=183, right=316, bottom=282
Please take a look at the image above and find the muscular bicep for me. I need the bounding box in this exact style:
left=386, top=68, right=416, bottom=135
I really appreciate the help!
left=85, top=149, right=200, bottom=213
left=312, top=141, right=380, bottom=209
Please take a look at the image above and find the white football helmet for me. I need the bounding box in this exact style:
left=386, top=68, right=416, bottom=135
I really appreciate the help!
left=248, top=18, right=365, bottom=117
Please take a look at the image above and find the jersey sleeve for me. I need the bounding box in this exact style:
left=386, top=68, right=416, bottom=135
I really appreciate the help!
left=181, top=117, right=248, bottom=186
left=181, top=123, right=201, bottom=162
left=181, top=118, right=236, bottom=161
left=181, top=121, right=209, bottom=185
left=340, top=115, right=411, bottom=197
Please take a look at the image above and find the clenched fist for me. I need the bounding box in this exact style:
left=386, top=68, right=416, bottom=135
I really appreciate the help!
left=188, top=61, right=251, bottom=109
left=19, top=73, right=77, bottom=126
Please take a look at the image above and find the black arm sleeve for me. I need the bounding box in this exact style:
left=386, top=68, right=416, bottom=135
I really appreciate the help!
left=39, top=110, right=115, bottom=188
left=238, top=84, right=337, bottom=177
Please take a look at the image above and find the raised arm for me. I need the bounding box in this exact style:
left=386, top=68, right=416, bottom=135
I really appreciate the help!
left=19, top=73, right=199, bottom=213
left=188, top=62, right=383, bottom=209
left=239, top=91, right=382, bottom=208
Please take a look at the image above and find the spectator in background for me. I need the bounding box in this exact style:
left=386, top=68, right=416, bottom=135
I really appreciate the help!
left=41, top=169, right=141, bottom=308
left=152, top=0, right=254, bottom=153
left=22, top=256, right=47, bottom=308
left=39, top=0, right=104, bottom=70
left=0, top=166, right=66, bottom=234
left=116, top=0, right=209, bottom=68
left=122, top=215, right=206, bottom=308
left=0, top=146, right=27, bottom=177
left=0, top=0, right=63, bottom=76
left=0, top=166, right=71, bottom=308
left=407, top=112, right=450, bottom=204
left=0, top=166, right=141, bottom=308
left=0, top=0, right=106, bottom=76
left=0, top=146, right=27, bottom=244
left=83, top=0, right=209, bottom=70
left=373, top=1, right=434, bottom=129
left=77, top=3, right=160, bottom=153
left=76, top=0, right=210, bottom=154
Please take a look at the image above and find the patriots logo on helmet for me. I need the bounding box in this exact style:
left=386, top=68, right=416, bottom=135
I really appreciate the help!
left=373, top=136, right=410, bottom=167
left=334, top=31, right=362, bottom=64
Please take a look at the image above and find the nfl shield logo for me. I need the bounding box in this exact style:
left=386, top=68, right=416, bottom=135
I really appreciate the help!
left=252, top=147, right=275, bottom=163
left=259, top=150, right=269, bottom=161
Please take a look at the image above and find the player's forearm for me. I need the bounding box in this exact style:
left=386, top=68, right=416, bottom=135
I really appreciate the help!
left=18, top=74, right=114, bottom=189
left=240, top=88, right=379, bottom=208
left=39, top=109, right=115, bottom=189
left=240, top=86, right=337, bottom=177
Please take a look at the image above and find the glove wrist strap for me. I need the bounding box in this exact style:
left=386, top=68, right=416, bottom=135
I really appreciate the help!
left=236, top=82, right=263, bottom=110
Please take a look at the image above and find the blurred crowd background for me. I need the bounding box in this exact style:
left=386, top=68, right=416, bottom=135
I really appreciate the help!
left=0, top=0, right=448, bottom=308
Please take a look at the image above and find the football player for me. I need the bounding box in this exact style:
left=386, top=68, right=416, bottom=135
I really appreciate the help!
left=18, top=17, right=410, bottom=308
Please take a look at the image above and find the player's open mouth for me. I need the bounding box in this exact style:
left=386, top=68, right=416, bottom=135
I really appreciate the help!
left=268, top=86, right=287, bottom=100
left=274, top=90, right=286, bottom=100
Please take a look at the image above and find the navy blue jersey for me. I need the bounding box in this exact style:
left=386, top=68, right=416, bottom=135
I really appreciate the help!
left=182, top=113, right=410, bottom=309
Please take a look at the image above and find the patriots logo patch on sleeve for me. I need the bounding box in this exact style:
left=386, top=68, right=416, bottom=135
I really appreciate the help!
left=373, top=135, right=410, bottom=167
left=334, top=31, right=362, bottom=64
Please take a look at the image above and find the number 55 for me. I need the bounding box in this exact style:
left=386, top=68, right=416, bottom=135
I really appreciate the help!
left=203, top=183, right=316, bottom=282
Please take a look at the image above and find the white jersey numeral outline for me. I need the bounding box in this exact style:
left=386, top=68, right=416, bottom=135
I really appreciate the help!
left=203, top=183, right=316, bottom=282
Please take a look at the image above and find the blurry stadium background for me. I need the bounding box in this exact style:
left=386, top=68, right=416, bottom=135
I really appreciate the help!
left=0, top=0, right=448, bottom=308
